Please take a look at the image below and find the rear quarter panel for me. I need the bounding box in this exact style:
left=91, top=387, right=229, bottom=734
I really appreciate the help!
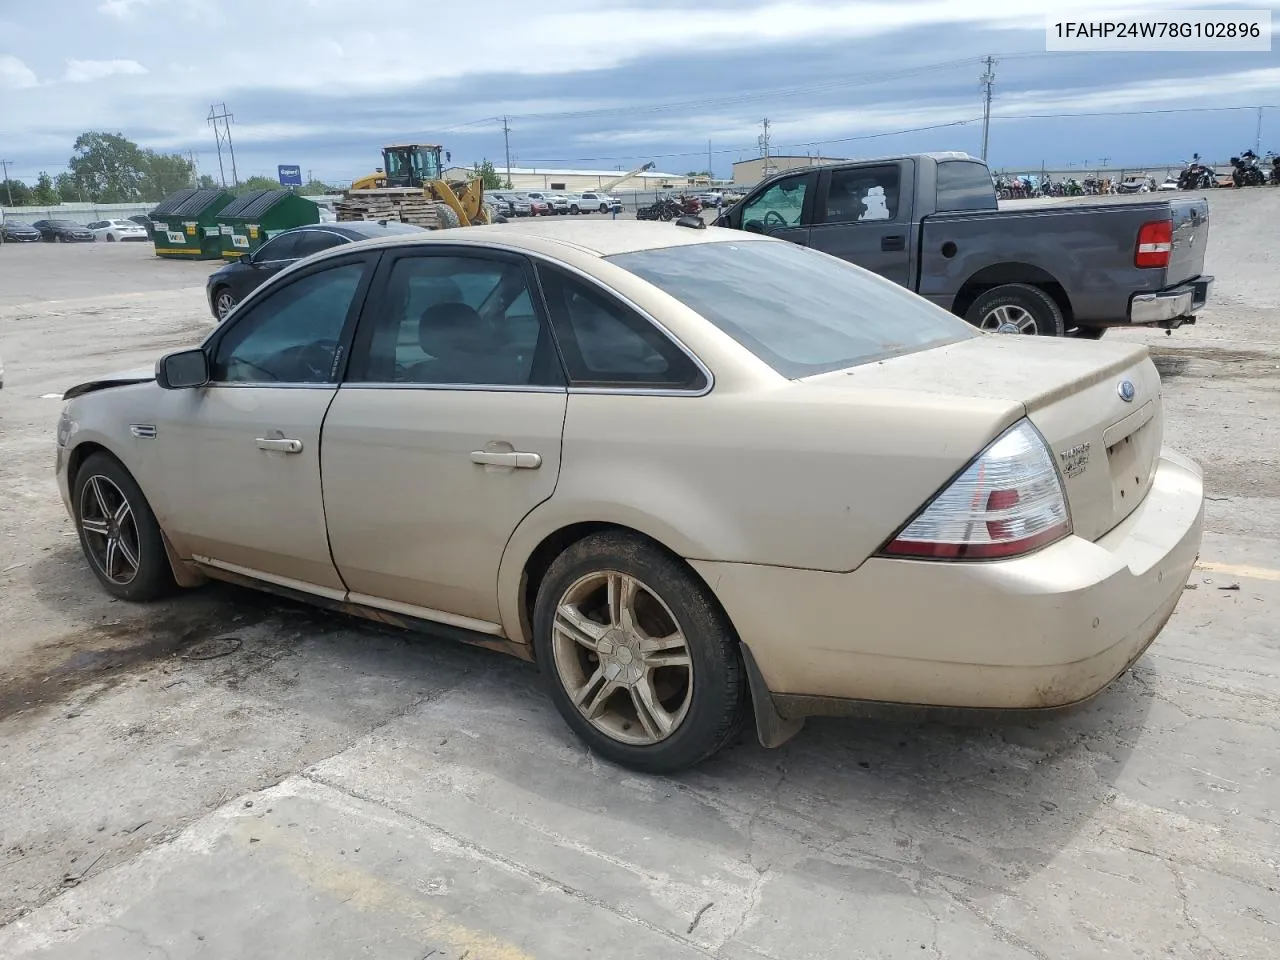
left=918, top=200, right=1196, bottom=322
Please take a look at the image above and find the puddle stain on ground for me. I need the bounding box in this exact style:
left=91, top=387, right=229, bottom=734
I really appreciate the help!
left=1151, top=345, right=1280, bottom=380
left=0, top=590, right=348, bottom=724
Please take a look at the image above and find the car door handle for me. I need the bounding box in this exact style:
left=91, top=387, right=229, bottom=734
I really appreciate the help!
left=256, top=437, right=303, bottom=453
left=471, top=450, right=541, bottom=469
left=881, top=234, right=906, bottom=251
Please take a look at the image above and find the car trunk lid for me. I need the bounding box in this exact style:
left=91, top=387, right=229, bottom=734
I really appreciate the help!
left=804, top=336, right=1163, bottom=543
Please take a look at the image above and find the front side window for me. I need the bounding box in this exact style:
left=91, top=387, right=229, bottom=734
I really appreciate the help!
left=821, top=166, right=900, bottom=224
left=255, top=233, right=301, bottom=262
left=350, top=255, right=555, bottom=387
left=740, top=174, right=808, bottom=231
left=608, top=240, right=974, bottom=379
left=293, top=230, right=347, bottom=258
left=536, top=265, right=705, bottom=389
left=211, top=261, right=365, bottom=384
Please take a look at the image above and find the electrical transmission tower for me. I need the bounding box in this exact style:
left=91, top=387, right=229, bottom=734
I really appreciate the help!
left=502, top=116, right=513, bottom=188
left=207, top=103, right=239, bottom=188
left=980, top=56, right=996, bottom=162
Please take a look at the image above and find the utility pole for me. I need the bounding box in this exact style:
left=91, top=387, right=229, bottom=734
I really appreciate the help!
left=0, top=159, right=13, bottom=206
left=1256, top=106, right=1264, bottom=156
left=758, top=119, right=771, bottom=176
left=707, top=138, right=713, bottom=179
left=501, top=116, right=513, bottom=189
left=207, top=103, right=239, bottom=188
left=980, top=56, right=996, bottom=162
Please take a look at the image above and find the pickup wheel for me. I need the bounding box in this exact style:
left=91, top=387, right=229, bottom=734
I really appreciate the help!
left=965, top=284, right=1066, bottom=337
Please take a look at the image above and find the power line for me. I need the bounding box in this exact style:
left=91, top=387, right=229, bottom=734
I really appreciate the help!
left=207, top=102, right=238, bottom=188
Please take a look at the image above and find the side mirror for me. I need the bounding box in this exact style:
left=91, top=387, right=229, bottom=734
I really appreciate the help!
left=156, top=349, right=210, bottom=389
left=743, top=219, right=765, bottom=234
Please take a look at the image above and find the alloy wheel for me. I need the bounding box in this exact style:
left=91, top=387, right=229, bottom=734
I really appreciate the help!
left=215, top=290, right=237, bottom=320
left=980, top=304, right=1038, bottom=334
left=78, top=474, right=141, bottom=586
left=551, top=570, right=694, bottom=745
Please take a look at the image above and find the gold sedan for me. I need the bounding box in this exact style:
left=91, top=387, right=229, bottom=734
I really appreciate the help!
left=54, top=220, right=1204, bottom=772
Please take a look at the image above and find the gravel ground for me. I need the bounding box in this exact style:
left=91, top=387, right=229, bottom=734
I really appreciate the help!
left=0, top=192, right=1277, bottom=959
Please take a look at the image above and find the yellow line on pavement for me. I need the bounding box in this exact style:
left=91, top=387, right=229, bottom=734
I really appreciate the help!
left=1194, top=561, right=1280, bottom=583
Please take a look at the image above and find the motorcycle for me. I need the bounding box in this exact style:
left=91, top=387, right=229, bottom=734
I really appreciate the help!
left=1177, top=154, right=1216, bottom=190
left=1267, top=151, right=1280, bottom=185
left=1116, top=176, right=1152, bottom=194
left=1230, top=149, right=1267, bottom=187
left=636, top=196, right=684, bottom=221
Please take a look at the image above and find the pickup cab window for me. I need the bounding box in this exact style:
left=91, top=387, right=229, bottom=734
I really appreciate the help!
left=936, top=160, right=999, bottom=212
left=821, top=165, right=900, bottom=223
left=740, top=174, right=809, bottom=232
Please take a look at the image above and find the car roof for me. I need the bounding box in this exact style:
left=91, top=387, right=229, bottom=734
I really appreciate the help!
left=333, top=219, right=766, bottom=259
left=317, top=221, right=427, bottom=239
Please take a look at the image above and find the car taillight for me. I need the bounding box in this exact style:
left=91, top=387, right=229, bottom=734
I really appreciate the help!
left=1135, top=219, right=1172, bottom=267
left=879, top=419, right=1071, bottom=560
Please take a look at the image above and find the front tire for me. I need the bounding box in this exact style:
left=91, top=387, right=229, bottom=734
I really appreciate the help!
left=107, top=234, right=116, bottom=242
left=213, top=286, right=238, bottom=321
left=532, top=532, right=748, bottom=773
left=965, top=283, right=1066, bottom=337
left=73, top=452, right=175, bottom=602
left=570, top=205, right=580, bottom=215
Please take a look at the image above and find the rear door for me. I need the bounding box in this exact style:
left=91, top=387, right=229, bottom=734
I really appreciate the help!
left=807, top=161, right=914, bottom=287
left=320, top=247, right=568, bottom=627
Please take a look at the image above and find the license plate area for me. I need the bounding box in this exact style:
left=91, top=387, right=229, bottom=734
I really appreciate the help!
left=1105, top=400, right=1159, bottom=510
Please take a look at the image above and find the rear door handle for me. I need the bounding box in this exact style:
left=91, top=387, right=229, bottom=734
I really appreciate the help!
left=471, top=450, right=541, bottom=469
left=256, top=437, right=303, bottom=453
left=881, top=234, right=905, bottom=251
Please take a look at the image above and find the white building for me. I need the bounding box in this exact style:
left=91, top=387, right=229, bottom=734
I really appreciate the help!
left=444, top=165, right=688, bottom=193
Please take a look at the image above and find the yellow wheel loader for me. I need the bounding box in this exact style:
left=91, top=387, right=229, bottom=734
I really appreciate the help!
left=338, top=144, right=493, bottom=229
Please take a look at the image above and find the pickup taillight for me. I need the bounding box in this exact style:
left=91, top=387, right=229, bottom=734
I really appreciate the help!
left=1135, top=219, right=1173, bottom=268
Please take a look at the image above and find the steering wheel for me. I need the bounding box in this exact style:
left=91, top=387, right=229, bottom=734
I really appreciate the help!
left=296, top=339, right=340, bottom=381
left=763, top=210, right=789, bottom=229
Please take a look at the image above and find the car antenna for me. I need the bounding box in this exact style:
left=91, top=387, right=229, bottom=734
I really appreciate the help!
left=674, top=215, right=706, bottom=230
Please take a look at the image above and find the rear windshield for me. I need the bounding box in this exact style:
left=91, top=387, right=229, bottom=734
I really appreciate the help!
left=607, top=239, right=975, bottom=378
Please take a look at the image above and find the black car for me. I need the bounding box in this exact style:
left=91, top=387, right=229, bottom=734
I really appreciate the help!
left=205, top=221, right=427, bottom=320
left=1, top=220, right=42, bottom=242
left=31, top=219, right=95, bottom=242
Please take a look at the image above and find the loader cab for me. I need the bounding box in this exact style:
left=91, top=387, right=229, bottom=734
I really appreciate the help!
left=382, top=144, right=448, bottom=188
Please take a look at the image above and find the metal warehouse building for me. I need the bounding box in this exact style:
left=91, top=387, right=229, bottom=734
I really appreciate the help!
left=731, top=155, right=850, bottom=186
left=443, top=165, right=687, bottom=192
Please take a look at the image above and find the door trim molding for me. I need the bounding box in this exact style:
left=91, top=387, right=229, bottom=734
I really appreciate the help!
left=345, top=592, right=505, bottom=636
left=192, top=556, right=348, bottom=601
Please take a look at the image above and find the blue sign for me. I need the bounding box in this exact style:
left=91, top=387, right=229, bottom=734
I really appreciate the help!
left=277, top=164, right=302, bottom=186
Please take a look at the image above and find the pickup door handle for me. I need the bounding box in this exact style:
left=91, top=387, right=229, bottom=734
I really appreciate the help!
left=881, top=234, right=906, bottom=251
left=471, top=450, right=542, bottom=469
left=256, top=437, right=303, bottom=454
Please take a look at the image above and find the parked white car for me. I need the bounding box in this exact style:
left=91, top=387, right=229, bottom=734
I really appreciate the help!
left=87, top=219, right=149, bottom=242
left=526, top=192, right=569, bottom=215
left=579, top=192, right=621, bottom=213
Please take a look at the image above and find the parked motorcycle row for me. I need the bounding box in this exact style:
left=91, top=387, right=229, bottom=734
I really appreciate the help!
left=995, top=149, right=1280, bottom=200
left=993, top=175, right=1135, bottom=198
left=635, top=194, right=704, bottom=221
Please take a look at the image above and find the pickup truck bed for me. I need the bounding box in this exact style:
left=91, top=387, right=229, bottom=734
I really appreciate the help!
left=715, top=153, right=1213, bottom=338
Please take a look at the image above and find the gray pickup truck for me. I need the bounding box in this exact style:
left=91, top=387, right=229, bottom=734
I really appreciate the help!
left=714, top=152, right=1213, bottom=338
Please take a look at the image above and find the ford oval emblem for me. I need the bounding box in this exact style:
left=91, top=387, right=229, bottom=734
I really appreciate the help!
left=1118, top=379, right=1136, bottom=402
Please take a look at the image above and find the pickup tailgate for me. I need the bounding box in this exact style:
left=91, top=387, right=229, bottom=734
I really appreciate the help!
left=815, top=336, right=1164, bottom=543
left=1163, top=197, right=1209, bottom=286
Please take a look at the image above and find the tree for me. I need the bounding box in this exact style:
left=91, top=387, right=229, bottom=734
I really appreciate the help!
left=471, top=159, right=504, bottom=190
left=235, top=175, right=282, bottom=194
left=55, top=172, right=81, bottom=202
left=299, top=179, right=336, bottom=196
left=197, top=174, right=218, bottom=189
left=33, top=171, right=59, bottom=205
left=68, top=131, right=147, bottom=202
left=139, top=150, right=194, bottom=200
left=684, top=169, right=712, bottom=178
left=1, top=179, right=32, bottom=206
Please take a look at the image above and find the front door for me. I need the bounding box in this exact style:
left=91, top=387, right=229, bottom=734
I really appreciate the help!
left=733, top=170, right=816, bottom=246
left=320, top=248, right=568, bottom=627
left=150, top=253, right=377, bottom=595
left=807, top=162, right=913, bottom=288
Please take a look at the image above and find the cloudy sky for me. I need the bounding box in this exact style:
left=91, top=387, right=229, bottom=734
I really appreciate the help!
left=1, top=0, right=1277, bottom=185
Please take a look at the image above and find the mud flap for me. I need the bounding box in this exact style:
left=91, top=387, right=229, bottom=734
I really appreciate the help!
left=740, top=643, right=804, bottom=749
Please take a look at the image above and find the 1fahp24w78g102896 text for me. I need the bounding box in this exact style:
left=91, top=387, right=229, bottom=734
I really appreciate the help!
left=1045, top=9, right=1271, bottom=51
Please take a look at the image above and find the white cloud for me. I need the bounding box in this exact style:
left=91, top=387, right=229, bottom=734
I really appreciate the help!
left=0, top=54, right=38, bottom=89
left=98, top=0, right=153, bottom=17
left=64, top=59, right=149, bottom=83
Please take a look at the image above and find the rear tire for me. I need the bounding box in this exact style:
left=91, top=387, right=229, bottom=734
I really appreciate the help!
left=107, top=234, right=116, bottom=242
left=532, top=532, right=749, bottom=773
left=964, top=283, right=1066, bottom=337
left=73, top=452, right=175, bottom=602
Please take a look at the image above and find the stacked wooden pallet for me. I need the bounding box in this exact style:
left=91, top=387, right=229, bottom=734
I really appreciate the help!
left=334, top=189, right=449, bottom=229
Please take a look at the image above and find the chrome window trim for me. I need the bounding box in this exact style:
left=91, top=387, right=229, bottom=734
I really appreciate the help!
left=202, top=382, right=337, bottom=390
left=338, top=383, right=568, bottom=395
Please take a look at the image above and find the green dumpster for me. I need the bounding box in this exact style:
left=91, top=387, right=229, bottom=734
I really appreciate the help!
left=215, top=189, right=321, bottom=260
left=150, top=187, right=234, bottom=260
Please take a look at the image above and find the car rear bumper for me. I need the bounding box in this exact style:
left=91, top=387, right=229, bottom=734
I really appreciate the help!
left=1129, top=276, right=1212, bottom=326
left=690, top=448, right=1204, bottom=718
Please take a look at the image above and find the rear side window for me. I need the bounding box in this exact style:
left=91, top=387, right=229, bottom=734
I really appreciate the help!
left=936, top=161, right=998, bottom=212
left=536, top=265, right=706, bottom=390
left=608, top=240, right=975, bottom=379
